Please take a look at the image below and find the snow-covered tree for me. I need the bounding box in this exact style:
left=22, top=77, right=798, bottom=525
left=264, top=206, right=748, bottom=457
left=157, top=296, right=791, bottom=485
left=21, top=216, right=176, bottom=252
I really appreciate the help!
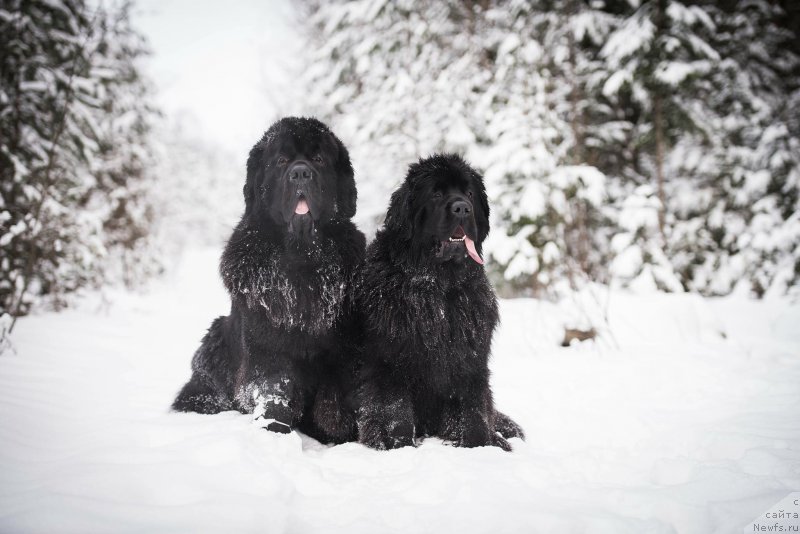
left=673, top=0, right=800, bottom=296
left=0, top=0, right=160, bottom=336
left=599, top=0, right=727, bottom=291
left=303, top=0, right=618, bottom=296
left=2, top=0, right=98, bottom=317
left=600, top=0, right=800, bottom=296
left=478, top=1, right=619, bottom=296
left=597, top=0, right=800, bottom=295
left=301, top=0, right=799, bottom=297
left=85, top=1, right=161, bottom=287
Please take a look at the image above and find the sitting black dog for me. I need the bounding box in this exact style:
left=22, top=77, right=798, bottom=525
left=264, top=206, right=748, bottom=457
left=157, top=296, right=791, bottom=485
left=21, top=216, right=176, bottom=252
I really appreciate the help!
left=356, top=154, right=524, bottom=451
left=172, top=117, right=365, bottom=444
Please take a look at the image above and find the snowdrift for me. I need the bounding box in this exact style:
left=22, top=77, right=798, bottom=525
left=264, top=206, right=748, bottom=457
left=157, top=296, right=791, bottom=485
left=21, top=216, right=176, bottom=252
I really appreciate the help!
left=1, top=248, right=798, bottom=533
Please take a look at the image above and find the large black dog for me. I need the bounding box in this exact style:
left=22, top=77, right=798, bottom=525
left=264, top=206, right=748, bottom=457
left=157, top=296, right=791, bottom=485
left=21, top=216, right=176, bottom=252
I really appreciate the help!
left=172, top=117, right=365, bottom=444
left=356, top=154, right=524, bottom=451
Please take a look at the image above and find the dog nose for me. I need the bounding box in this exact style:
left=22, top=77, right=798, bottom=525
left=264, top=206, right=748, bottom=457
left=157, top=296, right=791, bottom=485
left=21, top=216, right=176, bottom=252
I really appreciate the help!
left=451, top=200, right=471, bottom=216
left=289, top=163, right=312, bottom=182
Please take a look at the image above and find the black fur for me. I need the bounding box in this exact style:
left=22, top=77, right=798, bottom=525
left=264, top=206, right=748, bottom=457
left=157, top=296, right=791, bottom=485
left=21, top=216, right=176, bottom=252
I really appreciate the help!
left=355, top=154, right=524, bottom=451
left=172, top=117, right=365, bottom=444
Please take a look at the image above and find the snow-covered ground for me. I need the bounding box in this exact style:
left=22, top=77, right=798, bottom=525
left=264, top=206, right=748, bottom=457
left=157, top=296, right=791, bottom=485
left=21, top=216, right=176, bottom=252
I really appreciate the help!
left=1, top=248, right=798, bottom=533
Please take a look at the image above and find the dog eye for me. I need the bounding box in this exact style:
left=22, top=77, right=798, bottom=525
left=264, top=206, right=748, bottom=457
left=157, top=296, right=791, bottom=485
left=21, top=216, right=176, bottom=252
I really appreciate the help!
left=467, top=190, right=474, bottom=199
left=433, top=192, right=443, bottom=200
left=313, top=155, right=324, bottom=165
left=276, top=156, right=288, bottom=166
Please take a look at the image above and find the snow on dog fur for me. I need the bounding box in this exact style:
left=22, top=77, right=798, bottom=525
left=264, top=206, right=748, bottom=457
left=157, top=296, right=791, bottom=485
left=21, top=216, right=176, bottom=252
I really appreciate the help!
left=172, top=117, right=366, bottom=444
left=355, top=154, right=524, bottom=451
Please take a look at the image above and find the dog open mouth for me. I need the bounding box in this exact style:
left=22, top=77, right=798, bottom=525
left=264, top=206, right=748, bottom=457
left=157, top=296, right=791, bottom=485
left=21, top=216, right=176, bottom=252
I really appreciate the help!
left=294, top=195, right=310, bottom=215
left=446, top=226, right=483, bottom=265
left=449, top=226, right=466, bottom=242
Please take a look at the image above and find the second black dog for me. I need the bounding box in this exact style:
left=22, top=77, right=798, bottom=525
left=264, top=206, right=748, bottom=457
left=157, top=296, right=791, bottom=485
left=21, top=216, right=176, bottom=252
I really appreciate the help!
left=355, top=154, right=524, bottom=451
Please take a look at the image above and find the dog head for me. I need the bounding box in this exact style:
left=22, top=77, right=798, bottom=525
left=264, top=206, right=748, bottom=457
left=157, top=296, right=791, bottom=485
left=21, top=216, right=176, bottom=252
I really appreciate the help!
left=244, top=117, right=356, bottom=238
left=384, top=154, right=490, bottom=265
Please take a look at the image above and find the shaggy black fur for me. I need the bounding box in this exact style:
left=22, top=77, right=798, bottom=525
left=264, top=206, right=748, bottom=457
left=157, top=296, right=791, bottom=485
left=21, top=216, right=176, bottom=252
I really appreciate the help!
left=355, top=154, right=525, bottom=451
left=172, top=117, right=365, bottom=444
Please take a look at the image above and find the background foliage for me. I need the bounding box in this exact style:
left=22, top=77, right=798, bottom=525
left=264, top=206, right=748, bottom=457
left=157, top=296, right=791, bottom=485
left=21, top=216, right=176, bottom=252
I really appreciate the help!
left=0, top=0, right=159, bottom=341
left=303, top=0, right=800, bottom=298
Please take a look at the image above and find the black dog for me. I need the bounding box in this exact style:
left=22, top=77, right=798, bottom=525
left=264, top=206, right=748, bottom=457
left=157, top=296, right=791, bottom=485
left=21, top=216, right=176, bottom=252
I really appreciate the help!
left=355, top=154, right=524, bottom=451
left=172, top=117, right=365, bottom=444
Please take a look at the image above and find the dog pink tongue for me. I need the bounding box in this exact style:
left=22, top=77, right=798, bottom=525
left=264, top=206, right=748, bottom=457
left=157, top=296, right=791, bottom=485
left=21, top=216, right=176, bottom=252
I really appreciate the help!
left=464, top=237, right=484, bottom=265
left=295, top=198, right=309, bottom=215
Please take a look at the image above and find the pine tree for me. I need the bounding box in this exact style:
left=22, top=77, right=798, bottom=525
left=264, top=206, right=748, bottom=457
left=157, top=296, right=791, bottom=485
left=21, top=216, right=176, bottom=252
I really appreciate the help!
left=0, top=0, right=160, bottom=339
left=1, top=0, right=102, bottom=318
left=694, top=0, right=800, bottom=296
left=480, top=1, right=616, bottom=296
left=602, top=0, right=800, bottom=296
left=600, top=0, right=724, bottom=292
left=84, top=1, right=161, bottom=287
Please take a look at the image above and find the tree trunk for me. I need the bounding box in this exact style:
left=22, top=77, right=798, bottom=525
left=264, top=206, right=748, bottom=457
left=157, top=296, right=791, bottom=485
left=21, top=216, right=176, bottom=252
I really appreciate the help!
left=567, top=0, right=589, bottom=279
left=652, top=0, right=667, bottom=245
left=568, top=0, right=583, bottom=163
left=653, top=92, right=666, bottom=243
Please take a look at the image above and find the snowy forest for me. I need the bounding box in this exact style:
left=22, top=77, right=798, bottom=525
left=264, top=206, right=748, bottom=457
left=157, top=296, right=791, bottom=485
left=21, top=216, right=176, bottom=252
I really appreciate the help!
left=2, top=1, right=800, bottom=532
left=302, top=0, right=800, bottom=299
left=0, top=0, right=157, bottom=342
left=2, top=0, right=800, bottom=348
left=0, top=0, right=243, bottom=348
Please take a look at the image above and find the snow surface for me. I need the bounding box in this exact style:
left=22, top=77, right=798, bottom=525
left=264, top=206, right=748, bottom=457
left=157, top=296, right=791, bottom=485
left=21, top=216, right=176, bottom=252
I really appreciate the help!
left=1, top=248, right=799, bottom=533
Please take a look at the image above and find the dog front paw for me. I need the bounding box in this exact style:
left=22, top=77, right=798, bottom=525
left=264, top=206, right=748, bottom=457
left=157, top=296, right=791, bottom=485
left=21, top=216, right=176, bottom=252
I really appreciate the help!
left=494, top=410, right=525, bottom=440
left=251, top=381, right=298, bottom=433
left=443, top=411, right=512, bottom=451
left=359, top=419, right=415, bottom=450
left=491, top=433, right=512, bottom=451
left=446, top=431, right=511, bottom=451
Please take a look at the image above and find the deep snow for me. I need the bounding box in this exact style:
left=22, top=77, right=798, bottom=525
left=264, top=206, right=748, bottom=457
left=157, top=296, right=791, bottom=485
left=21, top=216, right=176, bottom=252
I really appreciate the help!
left=1, top=248, right=798, bottom=533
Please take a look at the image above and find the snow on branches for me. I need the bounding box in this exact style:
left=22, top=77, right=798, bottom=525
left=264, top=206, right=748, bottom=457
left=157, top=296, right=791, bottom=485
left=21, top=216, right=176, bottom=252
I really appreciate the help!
left=0, top=0, right=160, bottom=327
left=302, top=0, right=800, bottom=298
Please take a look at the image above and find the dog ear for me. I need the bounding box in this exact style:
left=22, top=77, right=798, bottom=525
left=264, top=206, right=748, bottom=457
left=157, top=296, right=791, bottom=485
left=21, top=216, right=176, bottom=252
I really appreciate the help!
left=244, top=123, right=283, bottom=214
left=473, top=168, right=490, bottom=241
left=332, top=133, right=357, bottom=219
left=244, top=137, right=266, bottom=214
left=383, top=181, right=413, bottom=240
left=242, top=128, right=280, bottom=213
